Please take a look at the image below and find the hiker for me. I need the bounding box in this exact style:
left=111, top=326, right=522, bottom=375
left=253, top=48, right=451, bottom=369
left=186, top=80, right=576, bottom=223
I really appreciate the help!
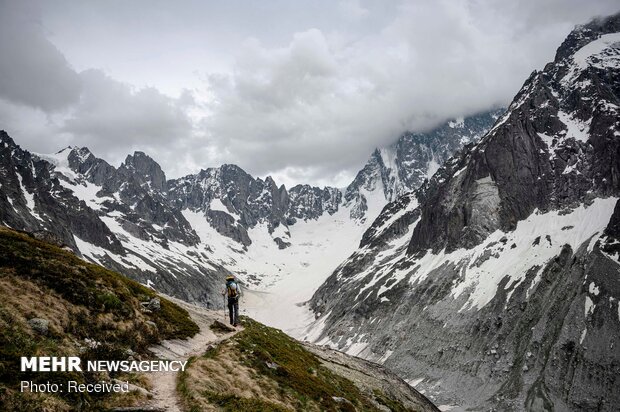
left=223, top=275, right=241, bottom=326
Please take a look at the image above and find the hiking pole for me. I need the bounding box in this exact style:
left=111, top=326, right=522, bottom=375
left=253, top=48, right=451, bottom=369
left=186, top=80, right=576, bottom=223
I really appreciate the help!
left=223, top=293, right=226, bottom=321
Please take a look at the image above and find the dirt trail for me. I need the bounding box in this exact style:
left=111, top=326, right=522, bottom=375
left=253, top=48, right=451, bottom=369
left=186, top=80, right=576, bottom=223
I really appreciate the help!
left=146, top=297, right=240, bottom=412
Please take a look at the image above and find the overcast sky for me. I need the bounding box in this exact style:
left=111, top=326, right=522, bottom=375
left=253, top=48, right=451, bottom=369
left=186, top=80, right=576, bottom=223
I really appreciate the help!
left=0, top=0, right=618, bottom=187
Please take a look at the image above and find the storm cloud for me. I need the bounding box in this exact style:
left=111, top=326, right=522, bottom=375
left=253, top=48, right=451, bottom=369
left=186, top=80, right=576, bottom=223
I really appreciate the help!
left=0, top=0, right=618, bottom=187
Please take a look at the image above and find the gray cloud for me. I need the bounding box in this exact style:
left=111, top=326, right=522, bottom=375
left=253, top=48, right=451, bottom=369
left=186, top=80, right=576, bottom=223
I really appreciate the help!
left=61, top=69, right=193, bottom=159
left=191, top=0, right=619, bottom=186
left=0, top=0, right=619, bottom=187
left=0, top=0, right=195, bottom=168
left=0, top=2, right=81, bottom=111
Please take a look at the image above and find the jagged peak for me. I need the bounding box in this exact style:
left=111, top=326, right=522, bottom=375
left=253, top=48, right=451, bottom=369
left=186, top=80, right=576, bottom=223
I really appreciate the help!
left=68, top=146, right=94, bottom=161
left=121, top=151, right=167, bottom=192
left=554, top=12, right=620, bottom=63
left=0, top=130, right=16, bottom=147
left=123, top=150, right=160, bottom=166
left=219, top=163, right=247, bottom=173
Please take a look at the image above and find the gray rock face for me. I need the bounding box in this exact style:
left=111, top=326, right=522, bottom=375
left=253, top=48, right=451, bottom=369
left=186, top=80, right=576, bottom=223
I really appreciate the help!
left=167, top=165, right=288, bottom=233
left=0, top=133, right=124, bottom=254
left=408, top=20, right=620, bottom=256
left=309, top=13, right=620, bottom=411
left=343, top=110, right=501, bottom=220
left=167, top=164, right=344, bottom=236
left=287, top=185, right=342, bottom=222
left=58, top=146, right=200, bottom=248
left=123, top=151, right=167, bottom=192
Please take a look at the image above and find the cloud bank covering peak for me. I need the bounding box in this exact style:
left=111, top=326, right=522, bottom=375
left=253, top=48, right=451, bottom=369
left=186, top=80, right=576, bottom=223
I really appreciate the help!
left=0, top=0, right=618, bottom=187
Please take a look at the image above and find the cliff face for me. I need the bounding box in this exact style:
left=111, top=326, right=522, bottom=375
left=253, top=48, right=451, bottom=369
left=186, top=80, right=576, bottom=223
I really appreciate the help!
left=308, top=14, right=620, bottom=411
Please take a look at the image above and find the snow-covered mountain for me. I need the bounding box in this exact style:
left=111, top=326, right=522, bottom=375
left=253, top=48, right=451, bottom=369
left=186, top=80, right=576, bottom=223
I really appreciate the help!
left=0, top=106, right=497, bottom=322
left=343, top=110, right=501, bottom=220
left=307, top=14, right=620, bottom=411
left=0, top=140, right=226, bottom=305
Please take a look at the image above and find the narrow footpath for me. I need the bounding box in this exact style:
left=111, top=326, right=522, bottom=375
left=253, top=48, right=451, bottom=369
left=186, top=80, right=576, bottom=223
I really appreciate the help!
left=146, top=298, right=241, bottom=412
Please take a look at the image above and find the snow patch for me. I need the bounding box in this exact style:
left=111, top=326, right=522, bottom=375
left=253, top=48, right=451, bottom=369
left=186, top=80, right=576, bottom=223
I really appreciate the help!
left=589, top=282, right=600, bottom=296
left=407, top=377, right=425, bottom=387
left=448, top=117, right=464, bottom=128
left=585, top=296, right=595, bottom=318
left=572, top=32, right=620, bottom=72
left=448, top=198, right=617, bottom=310
left=378, top=349, right=393, bottom=364
left=426, top=157, right=441, bottom=179
left=209, top=198, right=239, bottom=220
left=186, top=201, right=380, bottom=336
left=16, top=171, right=44, bottom=221
left=563, top=33, right=620, bottom=86
left=558, top=110, right=591, bottom=143
left=345, top=340, right=369, bottom=357
left=538, top=133, right=555, bottom=148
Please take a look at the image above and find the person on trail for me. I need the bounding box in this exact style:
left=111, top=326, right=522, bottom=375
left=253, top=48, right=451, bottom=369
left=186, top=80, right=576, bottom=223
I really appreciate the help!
left=223, top=275, right=241, bottom=326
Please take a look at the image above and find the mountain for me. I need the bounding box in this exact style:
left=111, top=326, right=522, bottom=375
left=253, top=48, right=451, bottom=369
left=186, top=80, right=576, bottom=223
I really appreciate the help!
left=3, top=138, right=227, bottom=307
left=343, top=110, right=501, bottom=220
left=0, top=108, right=497, bottom=322
left=307, top=14, right=620, bottom=411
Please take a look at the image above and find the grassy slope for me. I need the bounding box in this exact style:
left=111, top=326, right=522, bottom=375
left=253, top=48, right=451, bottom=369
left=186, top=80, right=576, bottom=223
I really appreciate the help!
left=0, top=227, right=199, bottom=411
left=179, top=317, right=417, bottom=412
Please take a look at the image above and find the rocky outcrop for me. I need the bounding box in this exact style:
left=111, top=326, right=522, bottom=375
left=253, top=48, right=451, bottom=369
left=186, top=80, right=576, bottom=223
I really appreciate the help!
left=343, top=110, right=502, bottom=220
left=287, top=184, right=342, bottom=222
left=408, top=16, right=620, bottom=256
left=122, top=151, right=168, bottom=192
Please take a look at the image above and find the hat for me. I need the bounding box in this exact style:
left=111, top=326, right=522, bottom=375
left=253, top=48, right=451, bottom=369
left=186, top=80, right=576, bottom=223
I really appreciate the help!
left=226, top=275, right=235, bottom=280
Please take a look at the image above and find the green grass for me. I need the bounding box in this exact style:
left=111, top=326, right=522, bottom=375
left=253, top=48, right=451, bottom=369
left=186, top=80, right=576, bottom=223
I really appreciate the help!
left=232, top=317, right=377, bottom=411
left=0, top=228, right=198, bottom=341
left=177, top=356, right=202, bottom=412
left=179, top=317, right=419, bottom=412
left=0, top=227, right=199, bottom=411
left=373, top=388, right=409, bottom=412
left=205, top=392, right=291, bottom=411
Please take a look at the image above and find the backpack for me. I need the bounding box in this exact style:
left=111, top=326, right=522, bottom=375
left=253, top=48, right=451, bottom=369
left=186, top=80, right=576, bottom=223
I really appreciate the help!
left=227, top=281, right=238, bottom=298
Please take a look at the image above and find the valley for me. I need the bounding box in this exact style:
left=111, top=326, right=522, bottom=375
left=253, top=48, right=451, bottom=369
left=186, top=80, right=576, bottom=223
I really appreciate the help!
left=1, top=8, right=619, bottom=412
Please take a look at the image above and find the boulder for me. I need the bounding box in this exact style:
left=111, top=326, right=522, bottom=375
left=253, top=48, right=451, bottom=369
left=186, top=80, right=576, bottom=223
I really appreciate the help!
left=28, top=318, right=49, bottom=336
left=145, top=297, right=161, bottom=312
